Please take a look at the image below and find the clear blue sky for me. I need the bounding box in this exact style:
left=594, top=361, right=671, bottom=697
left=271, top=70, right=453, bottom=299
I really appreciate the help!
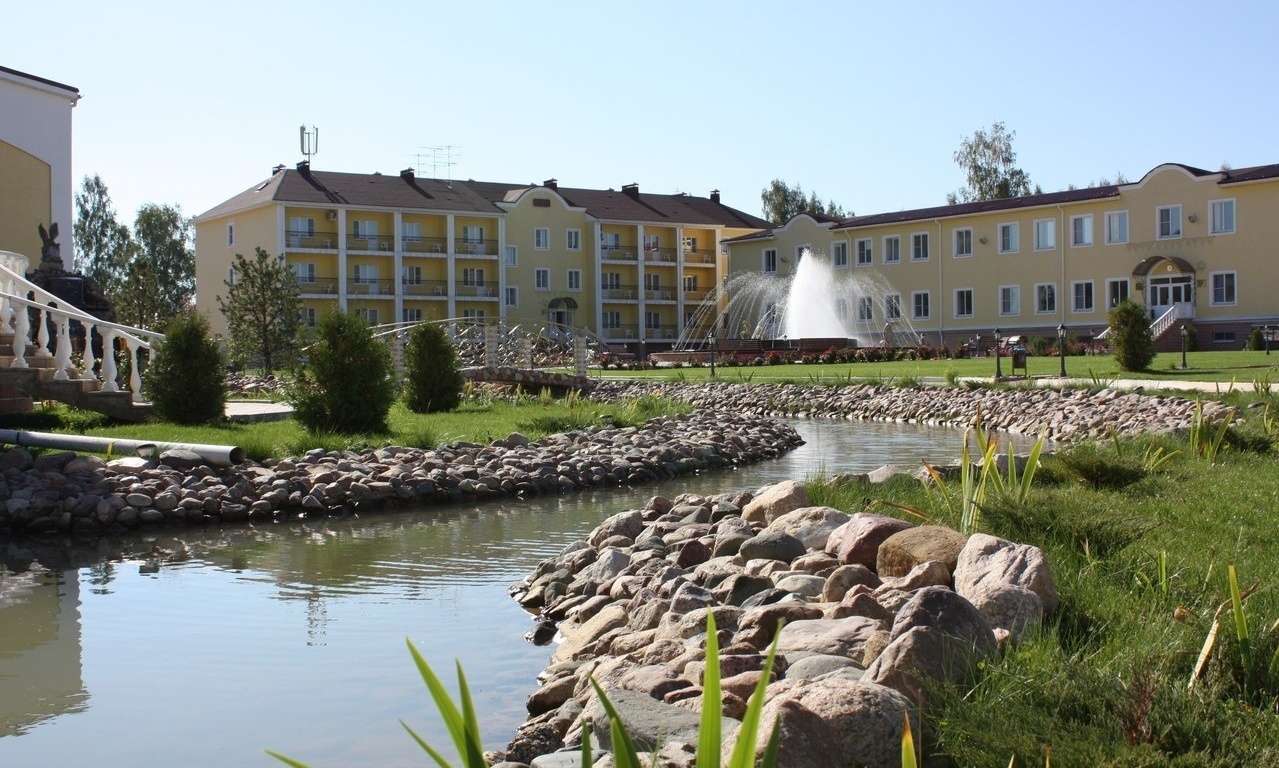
left=5, top=0, right=1276, bottom=226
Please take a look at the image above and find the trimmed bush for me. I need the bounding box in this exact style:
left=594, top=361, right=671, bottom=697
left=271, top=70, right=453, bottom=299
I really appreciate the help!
left=289, top=310, right=395, bottom=433
left=1109, top=300, right=1155, bottom=371
left=403, top=322, right=463, bottom=413
left=145, top=313, right=227, bottom=424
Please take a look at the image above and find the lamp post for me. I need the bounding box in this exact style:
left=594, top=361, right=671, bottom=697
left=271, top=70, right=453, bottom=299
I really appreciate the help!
left=1057, top=323, right=1067, bottom=377
left=994, top=327, right=1002, bottom=379
left=709, top=329, right=717, bottom=378
left=975, top=333, right=982, bottom=360
left=1180, top=324, right=1188, bottom=369
left=1090, top=329, right=1097, bottom=356
left=1266, top=325, right=1273, bottom=356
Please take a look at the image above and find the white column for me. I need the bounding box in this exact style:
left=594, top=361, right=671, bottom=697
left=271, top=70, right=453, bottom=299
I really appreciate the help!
left=337, top=210, right=349, bottom=311
left=393, top=210, right=404, bottom=325
left=446, top=215, right=457, bottom=318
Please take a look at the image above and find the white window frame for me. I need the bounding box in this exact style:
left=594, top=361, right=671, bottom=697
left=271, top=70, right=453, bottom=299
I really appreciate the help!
left=1071, top=280, right=1095, bottom=313
left=855, top=238, right=872, bottom=266
left=999, top=284, right=1021, bottom=316
left=566, top=228, right=582, bottom=251
left=462, top=308, right=485, bottom=320
left=1070, top=214, right=1093, bottom=247
left=602, top=272, right=621, bottom=291
left=401, top=265, right=422, bottom=285
left=534, top=227, right=550, bottom=250
left=1210, top=271, right=1237, bottom=306
left=462, top=225, right=485, bottom=244
left=534, top=267, right=550, bottom=290
left=567, top=269, right=582, bottom=291
left=288, top=216, right=316, bottom=240
left=1106, top=278, right=1130, bottom=309
left=1034, top=282, right=1057, bottom=314
left=1210, top=198, right=1236, bottom=235
left=504, top=245, right=517, bottom=266
left=505, top=286, right=518, bottom=307
left=911, top=290, right=930, bottom=320
left=884, top=293, right=902, bottom=321
left=353, top=219, right=378, bottom=239
left=1156, top=204, right=1182, bottom=239
left=683, top=274, right=699, bottom=292
left=998, top=222, right=1019, bottom=253
left=1105, top=210, right=1129, bottom=244
left=402, top=307, right=423, bottom=323
left=911, top=232, right=929, bottom=261
left=643, top=233, right=660, bottom=252
left=644, top=272, right=661, bottom=291
left=763, top=248, right=778, bottom=274
left=883, top=236, right=901, bottom=264
left=293, top=262, right=316, bottom=283
left=1034, top=219, right=1055, bottom=251
left=602, top=311, right=621, bottom=330
left=356, top=307, right=380, bottom=325
left=601, top=231, right=621, bottom=250
left=300, top=307, right=316, bottom=328
left=954, top=288, right=974, bottom=319
left=462, top=267, right=485, bottom=286
left=953, top=228, right=973, bottom=258
left=831, top=241, right=849, bottom=268
left=644, top=310, right=662, bottom=331
left=354, top=264, right=378, bottom=284
left=856, top=296, right=874, bottom=322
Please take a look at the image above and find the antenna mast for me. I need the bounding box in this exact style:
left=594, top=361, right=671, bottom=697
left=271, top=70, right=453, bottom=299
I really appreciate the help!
left=300, top=125, right=319, bottom=163
left=413, top=145, right=461, bottom=181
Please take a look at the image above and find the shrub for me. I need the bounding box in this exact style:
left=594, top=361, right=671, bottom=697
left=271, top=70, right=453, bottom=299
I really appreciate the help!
left=1109, top=300, right=1155, bottom=371
left=403, top=322, right=463, bottom=413
left=289, top=310, right=395, bottom=433
left=144, top=313, right=226, bottom=424
left=1248, top=327, right=1265, bottom=351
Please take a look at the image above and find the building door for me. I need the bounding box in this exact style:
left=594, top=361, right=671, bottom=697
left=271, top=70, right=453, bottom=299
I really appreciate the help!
left=1148, top=274, right=1194, bottom=320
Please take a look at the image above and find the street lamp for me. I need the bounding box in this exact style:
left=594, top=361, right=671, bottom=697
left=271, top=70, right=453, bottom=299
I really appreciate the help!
left=994, top=327, right=1003, bottom=379
left=1180, top=324, right=1189, bottom=369
left=709, top=329, right=717, bottom=378
left=1266, top=325, right=1273, bottom=356
left=1057, top=323, right=1067, bottom=377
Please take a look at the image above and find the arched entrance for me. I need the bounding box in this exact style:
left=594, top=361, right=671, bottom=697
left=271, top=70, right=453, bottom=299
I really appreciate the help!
left=547, top=296, right=578, bottom=328
left=1133, top=256, right=1196, bottom=321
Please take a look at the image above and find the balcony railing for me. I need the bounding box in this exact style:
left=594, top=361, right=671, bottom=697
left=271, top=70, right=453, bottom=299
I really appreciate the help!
left=683, top=288, right=711, bottom=302
left=287, top=230, right=338, bottom=249
left=348, top=235, right=394, bottom=252
left=454, top=238, right=497, bottom=256
left=602, top=247, right=638, bottom=261
left=643, top=247, right=677, bottom=263
left=296, top=276, right=339, bottom=294
left=401, top=279, right=450, bottom=297
left=682, top=251, right=716, bottom=265
left=603, top=324, right=640, bottom=339
left=644, top=324, right=679, bottom=340
left=402, top=236, right=449, bottom=255
left=645, top=288, right=676, bottom=301
left=455, top=282, right=497, bottom=298
left=602, top=285, right=639, bottom=301
left=350, top=278, right=395, bottom=295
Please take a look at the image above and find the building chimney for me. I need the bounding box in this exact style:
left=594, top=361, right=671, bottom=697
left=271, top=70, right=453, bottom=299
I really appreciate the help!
left=401, top=167, right=415, bottom=180
left=272, top=164, right=285, bottom=175
left=543, top=178, right=558, bottom=190
left=710, top=189, right=721, bottom=204
left=296, top=160, right=310, bottom=174
left=622, top=183, right=640, bottom=198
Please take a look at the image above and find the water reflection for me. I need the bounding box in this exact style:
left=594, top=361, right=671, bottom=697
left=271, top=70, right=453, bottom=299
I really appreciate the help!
left=0, top=569, right=87, bottom=737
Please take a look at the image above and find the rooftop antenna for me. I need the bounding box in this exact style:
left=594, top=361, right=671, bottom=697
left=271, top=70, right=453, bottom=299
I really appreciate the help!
left=300, top=124, right=319, bottom=163
left=414, top=145, right=461, bottom=182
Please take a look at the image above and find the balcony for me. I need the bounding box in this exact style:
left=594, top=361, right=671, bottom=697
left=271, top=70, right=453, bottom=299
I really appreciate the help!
left=602, top=247, right=638, bottom=261
left=402, top=236, right=449, bottom=255
left=682, top=251, right=716, bottom=265
left=683, top=288, right=711, bottom=302
left=454, top=238, right=498, bottom=256
left=644, top=289, right=676, bottom=302
left=287, top=230, right=338, bottom=250
left=348, top=235, right=394, bottom=252
left=401, top=279, right=450, bottom=297
left=643, top=247, right=677, bottom=263
left=644, top=324, right=679, bottom=340
left=296, top=276, right=339, bottom=295
left=351, top=278, right=395, bottom=296
left=455, top=281, right=497, bottom=298
left=602, top=285, right=638, bottom=301
left=603, top=324, right=640, bottom=340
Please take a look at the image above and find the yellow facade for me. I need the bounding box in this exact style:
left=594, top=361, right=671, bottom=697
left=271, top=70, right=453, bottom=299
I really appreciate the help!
left=0, top=140, right=51, bottom=260
left=725, top=164, right=1279, bottom=349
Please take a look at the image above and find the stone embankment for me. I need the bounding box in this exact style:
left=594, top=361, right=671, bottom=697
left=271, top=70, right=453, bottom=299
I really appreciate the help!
left=0, top=412, right=801, bottom=536
left=591, top=380, right=1227, bottom=441
left=502, top=480, right=1057, bottom=768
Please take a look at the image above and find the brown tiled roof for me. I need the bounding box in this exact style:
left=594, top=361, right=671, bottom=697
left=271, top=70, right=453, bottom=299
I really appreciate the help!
left=1218, top=163, right=1279, bottom=184
left=466, top=181, right=771, bottom=229
left=835, top=186, right=1120, bottom=230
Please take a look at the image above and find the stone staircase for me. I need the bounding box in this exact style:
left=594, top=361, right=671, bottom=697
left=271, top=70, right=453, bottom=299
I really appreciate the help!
left=0, top=328, right=153, bottom=421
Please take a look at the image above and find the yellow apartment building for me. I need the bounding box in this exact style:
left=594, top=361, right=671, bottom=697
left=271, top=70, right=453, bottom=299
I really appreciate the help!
left=724, top=163, right=1279, bottom=350
left=193, top=164, right=769, bottom=348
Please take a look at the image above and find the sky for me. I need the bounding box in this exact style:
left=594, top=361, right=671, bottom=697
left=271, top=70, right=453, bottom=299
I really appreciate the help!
left=4, top=0, right=1278, bottom=227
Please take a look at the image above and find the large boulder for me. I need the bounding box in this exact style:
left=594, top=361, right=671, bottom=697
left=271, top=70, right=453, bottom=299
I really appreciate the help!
left=766, top=506, right=851, bottom=551
left=739, top=529, right=807, bottom=564
left=954, top=532, right=1058, bottom=617
left=741, top=480, right=808, bottom=525
left=554, top=603, right=630, bottom=662
left=587, top=510, right=646, bottom=548
left=876, top=525, right=968, bottom=578
left=825, top=512, right=914, bottom=568
left=583, top=687, right=739, bottom=753
left=777, top=615, right=884, bottom=659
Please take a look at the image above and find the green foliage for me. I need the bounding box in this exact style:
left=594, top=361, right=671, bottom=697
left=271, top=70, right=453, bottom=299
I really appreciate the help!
left=759, top=178, right=848, bottom=223
left=947, top=121, right=1033, bottom=204
left=1248, top=327, right=1265, bottom=351
left=72, top=173, right=134, bottom=295
left=289, top=310, right=395, bottom=434
left=144, top=313, right=226, bottom=424
left=403, top=322, right=463, bottom=413
left=1109, top=300, right=1156, bottom=371
left=114, top=203, right=194, bottom=329
left=217, top=247, right=302, bottom=374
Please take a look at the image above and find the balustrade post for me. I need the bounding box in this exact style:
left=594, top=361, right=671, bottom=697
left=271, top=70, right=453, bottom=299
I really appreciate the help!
left=99, top=329, right=119, bottom=391
left=128, top=341, right=143, bottom=402
left=35, top=306, right=52, bottom=357
left=53, top=313, right=73, bottom=380
left=83, top=323, right=100, bottom=384
left=10, top=304, right=29, bottom=368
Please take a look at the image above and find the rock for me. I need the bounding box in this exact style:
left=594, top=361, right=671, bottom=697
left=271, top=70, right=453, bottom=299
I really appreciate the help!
left=876, top=525, right=968, bottom=578
left=820, top=564, right=882, bottom=602
left=954, top=532, right=1058, bottom=615
left=766, top=506, right=850, bottom=551
left=773, top=574, right=826, bottom=599
left=825, top=512, right=915, bottom=568
left=555, top=603, right=630, bottom=662
left=738, top=529, right=806, bottom=564
left=583, top=688, right=739, bottom=753
left=588, top=510, right=645, bottom=549
left=777, top=615, right=883, bottom=659
left=741, top=480, right=808, bottom=525
left=784, top=653, right=864, bottom=682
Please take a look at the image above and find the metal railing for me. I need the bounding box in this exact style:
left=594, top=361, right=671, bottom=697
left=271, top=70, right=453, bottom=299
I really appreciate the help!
left=350, top=278, right=396, bottom=295
left=401, top=279, right=451, bottom=297
left=286, top=230, right=338, bottom=249
left=643, top=247, right=677, bottom=263
left=296, top=276, right=339, bottom=295
left=644, top=289, right=677, bottom=301
left=602, top=324, right=640, bottom=339
left=644, top=324, right=679, bottom=339
left=455, top=282, right=497, bottom=298
left=454, top=238, right=497, bottom=256
left=347, top=235, right=394, bottom=252
left=601, top=286, right=639, bottom=301
left=601, top=247, right=638, bottom=261
left=682, top=251, right=716, bottom=265
left=402, top=236, right=449, bottom=254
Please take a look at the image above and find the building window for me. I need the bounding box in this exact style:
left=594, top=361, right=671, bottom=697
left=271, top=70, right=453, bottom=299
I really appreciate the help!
left=299, top=307, right=316, bottom=328
left=953, top=228, right=973, bottom=258
left=911, top=233, right=929, bottom=261
left=287, top=217, right=315, bottom=246
left=356, top=307, right=380, bottom=325
left=1106, top=278, right=1129, bottom=308
left=401, top=265, right=422, bottom=285
left=601, top=231, right=621, bottom=251
left=462, top=308, right=485, bottom=320
left=954, top=288, right=974, bottom=318
left=683, top=274, right=699, bottom=292
left=999, top=285, right=1020, bottom=316
left=567, top=269, right=582, bottom=291
left=795, top=245, right=808, bottom=263
left=684, top=236, right=698, bottom=253
left=1157, top=205, right=1182, bottom=239
left=1072, top=280, right=1094, bottom=313
left=856, top=238, right=872, bottom=266
left=832, top=241, right=849, bottom=268
left=401, top=221, right=422, bottom=246
left=462, top=225, right=485, bottom=244
left=1034, top=219, right=1055, bottom=250
left=1211, top=271, right=1237, bottom=305
left=353, top=219, right=378, bottom=240
left=602, top=272, right=621, bottom=291
left=644, top=273, right=661, bottom=292
left=1210, top=199, right=1236, bottom=234
left=643, top=234, right=660, bottom=252
left=293, top=262, right=316, bottom=283
left=857, top=296, right=873, bottom=321
left=504, top=245, right=517, bottom=266
left=883, top=236, right=901, bottom=264
left=1035, top=283, right=1057, bottom=313
left=354, top=264, right=378, bottom=284
left=1213, top=331, right=1237, bottom=345
left=999, top=223, right=1019, bottom=253
left=602, top=311, right=621, bottom=329
left=534, top=268, right=550, bottom=290
left=402, top=308, right=423, bottom=323
left=763, top=248, right=777, bottom=274
left=227, top=223, right=234, bottom=247
left=836, top=297, right=851, bottom=322
left=1070, top=215, right=1093, bottom=247
left=505, top=286, right=518, bottom=307
left=534, top=227, right=550, bottom=250
left=1105, top=211, right=1128, bottom=244
left=566, top=229, right=581, bottom=251
left=884, top=293, right=902, bottom=321
left=644, top=311, right=661, bottom=331
left=911, top=291, right=930, bottom=320
left=462, top=267, right=485, bottom=286
left=227, top=267, right=235, bottom=285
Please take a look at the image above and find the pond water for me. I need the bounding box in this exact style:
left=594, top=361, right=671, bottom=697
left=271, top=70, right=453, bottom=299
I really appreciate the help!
left=0, top=419, right=1040, bottom=768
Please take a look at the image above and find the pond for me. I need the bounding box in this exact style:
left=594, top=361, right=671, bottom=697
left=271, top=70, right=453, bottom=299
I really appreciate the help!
left=0, top=419, right=1041, bottom=768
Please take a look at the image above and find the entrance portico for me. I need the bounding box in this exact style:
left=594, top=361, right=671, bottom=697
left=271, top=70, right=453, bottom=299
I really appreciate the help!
left=1133, top=255, right=1196, bottom=321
